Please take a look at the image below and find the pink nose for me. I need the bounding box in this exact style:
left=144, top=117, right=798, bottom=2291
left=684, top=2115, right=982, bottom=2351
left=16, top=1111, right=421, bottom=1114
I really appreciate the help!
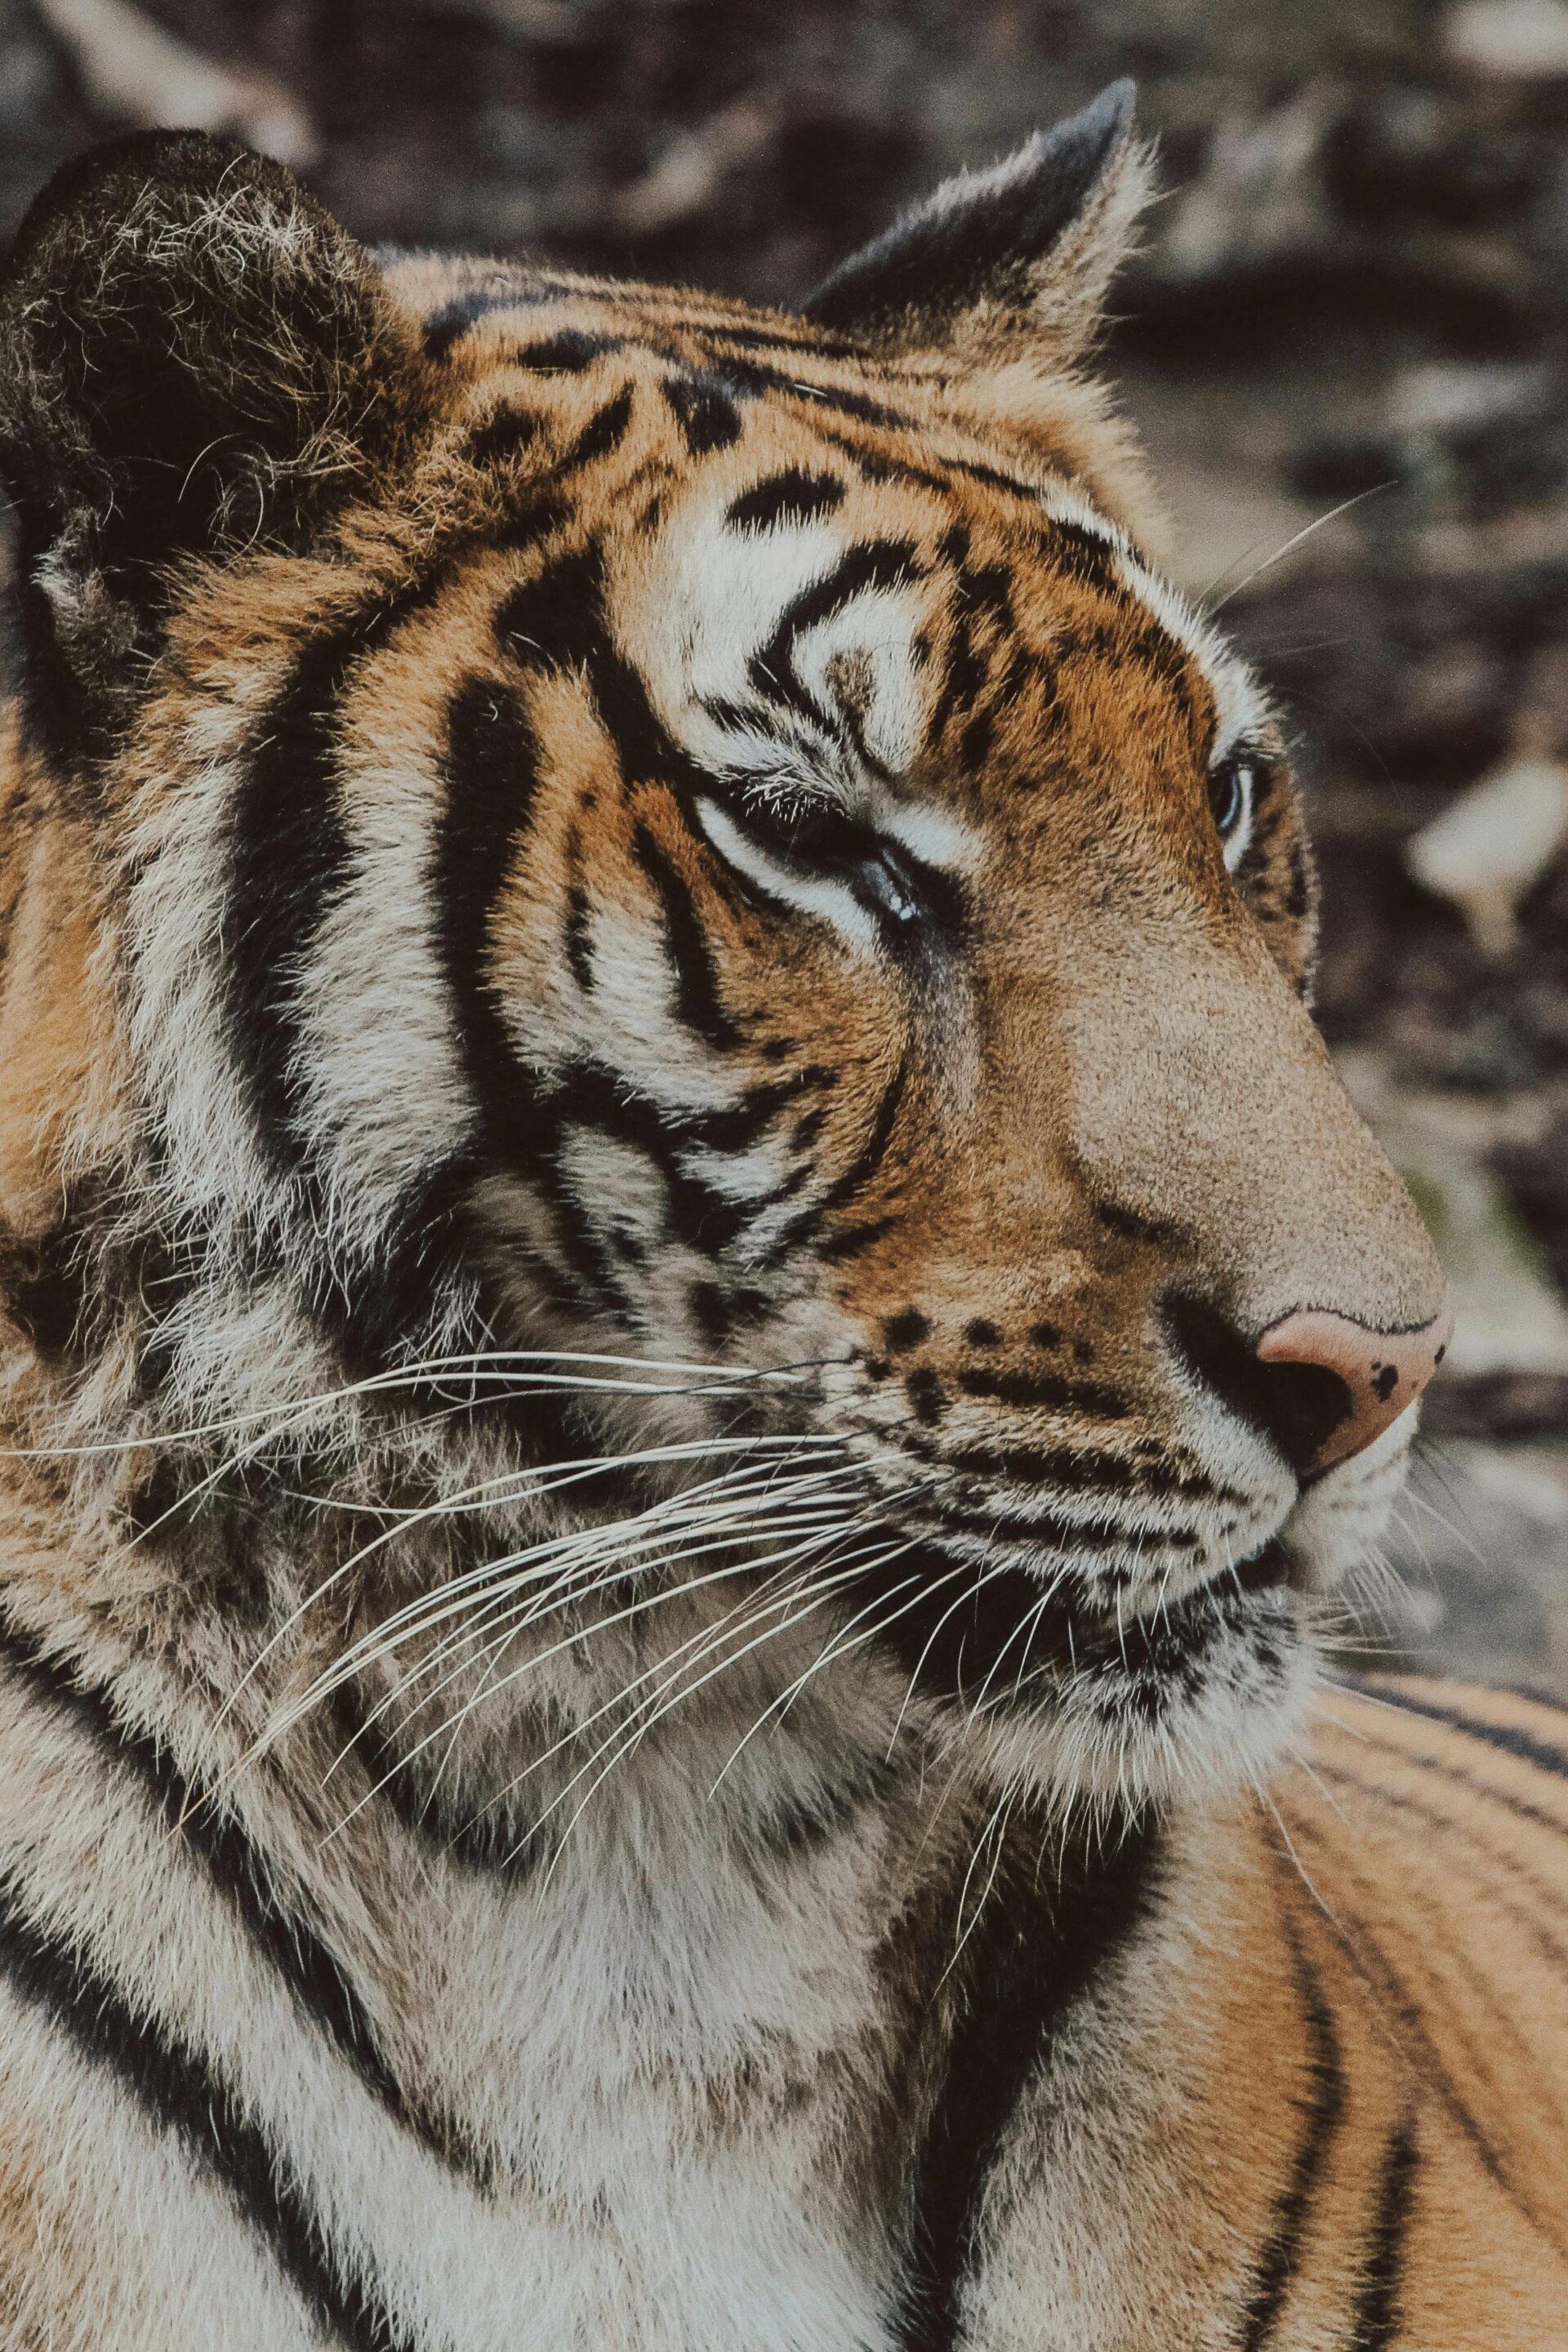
left=1256, top=1305, right=1455, bottom=1471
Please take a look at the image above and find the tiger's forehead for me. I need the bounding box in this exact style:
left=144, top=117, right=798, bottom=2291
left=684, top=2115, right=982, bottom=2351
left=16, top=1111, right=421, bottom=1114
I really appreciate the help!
left=408, top=277, right=1264, bottom=804
left=612, top=457, right=1258, bottom=817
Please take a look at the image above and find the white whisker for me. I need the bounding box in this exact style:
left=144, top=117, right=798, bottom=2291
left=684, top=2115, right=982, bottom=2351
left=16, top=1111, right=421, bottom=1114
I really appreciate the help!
left=7, top=1346, right=818, bottom=1463
left=1207, top=483, right=1393, bottom=612
left=225, top=1441, right=870, bottom=1750
left=528, top=1538, right=920, bottom=1891
left=312, top=1503, right=911, bottom=1847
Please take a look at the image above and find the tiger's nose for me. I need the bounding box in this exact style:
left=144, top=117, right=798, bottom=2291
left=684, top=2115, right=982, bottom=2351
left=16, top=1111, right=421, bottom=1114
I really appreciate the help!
left=1256, top=1305, right=1455, bottom=1472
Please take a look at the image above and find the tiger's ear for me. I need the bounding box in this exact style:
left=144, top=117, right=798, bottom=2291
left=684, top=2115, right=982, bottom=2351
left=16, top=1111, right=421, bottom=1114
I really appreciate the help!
left=802, top=82, right=1150, bottom=363
left=0, top=131, right=419, bottom=751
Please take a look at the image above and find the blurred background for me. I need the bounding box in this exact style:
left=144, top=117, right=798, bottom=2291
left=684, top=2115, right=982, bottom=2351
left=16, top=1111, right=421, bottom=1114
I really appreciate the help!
left=2, top=0, right=1566, bottom=1694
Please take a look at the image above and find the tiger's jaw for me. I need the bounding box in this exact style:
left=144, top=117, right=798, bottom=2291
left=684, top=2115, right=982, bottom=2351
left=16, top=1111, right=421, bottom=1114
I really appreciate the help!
left=804, top=1341, right=1425, bottom=1813
left=830, top=1531, right=1305, bottom=1813
left=826, top=1508, right=1382, bottom=1819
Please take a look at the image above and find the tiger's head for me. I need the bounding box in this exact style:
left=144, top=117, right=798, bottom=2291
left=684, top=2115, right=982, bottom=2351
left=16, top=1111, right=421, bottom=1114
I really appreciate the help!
left=0, top=96, right=1448, bottom=1820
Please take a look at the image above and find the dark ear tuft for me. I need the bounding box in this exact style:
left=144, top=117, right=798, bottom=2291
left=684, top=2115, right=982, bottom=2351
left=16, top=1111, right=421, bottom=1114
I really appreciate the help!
left=0, top=131, right=418, bottom=753
left=802, top=82, right=1148, bottom=359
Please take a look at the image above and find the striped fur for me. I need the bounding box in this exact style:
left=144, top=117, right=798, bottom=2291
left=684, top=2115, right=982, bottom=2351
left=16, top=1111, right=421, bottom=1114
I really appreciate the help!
left=0, top=106, right=1559, bottom=2347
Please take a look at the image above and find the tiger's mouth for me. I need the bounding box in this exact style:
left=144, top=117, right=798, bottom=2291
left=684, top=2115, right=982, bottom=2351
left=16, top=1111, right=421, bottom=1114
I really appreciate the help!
left=831, top=1521, right=1310, bottom=1804
left=850, top=1530, right=1297, bottom=1718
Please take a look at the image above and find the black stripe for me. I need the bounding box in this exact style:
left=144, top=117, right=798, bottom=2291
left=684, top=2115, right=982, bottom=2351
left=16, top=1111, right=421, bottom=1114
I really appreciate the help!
left=956, top=1362, right=1130, bottom=1420
left=559, top=1101, right=734, bottom=1278
left=466, top=404, right=543, bottom=467
left=0, top=1619, right=478, bottom=2180
left=753, top=1757, right=890, bottom=1859
left=817, top=1211, right=900, bottom=1261
left=532, top=1152, right=641, bottom=1310
left=540, top=1060, right=771, bottom=1255
left=495, top=544, right=606, bottom=675
left=547, top=1055, right=825, bottom=1158
left=702, top=320, right=869, bottom=361
left=328, top=1686, right=550, bottom=1882
left=512, top=329, right=622, bottom=374
left=216, top=531, right=568, bottom=1395
left=425, top=289, right=505, bottom=358
left=812, top=425, right=960, bottom=502
left=1314, top=1762, right=1568, bottom=1996
left=227, top=621, right=367, bottom=1178
left=1273, top=1811, right=1557, bottom=2253
left=558, top=385, right=635, bottom=472
left=0, top=1873, right=405, bottom=2352
left=812, top=434, right=1134, bottom=629
left=856, top=1545, right=1288, bottom=1719
left=1043, top=515, right=1125, bottom=598
left=1129, top=619, right=1200, bottom=715
left=946, top=1441, right=1214, bottom=1503
left=688, top=1065, right=836, bottom=1152
left=710, top=352, right=912, bottom=430
left=460, top=569, right=744, bottom=1302
left=812, top=426, right=1049, bottom=514
left=661, top=371, right=743, bottom=453
left=893, top=1806, right=1162, bottom=2350
left=947, top=549, right=1016, bottom=626
left=949, top=453, right=1054, bottom=505
left=958, top=708, right=993, bottom=770
left=918, top=1501, right=1195, bottom=1553
left=630, top=821, right=743, bottom=1051
left=760, top=1052, right=909, bottom=1264
left=750, top=540, right=922, bottom=733
left=858, top=1552, right=1083, bottom=1698
left=928, top=537, right=1013, bottom=739
left=725, top=469, right=846, bottom=534
left=436, top=694, right=661, bottom=1321
left=227, top=568, right=466, bottom=1183
left=1349, top=2118, right=1419, bottom=2350
left=563, top=835, right=595, bottom=992
left=421, top=283, right=568, bottom=358
left=1371, top=1686, right=1568, bottom=1783
left=438, top=673, right=546, bottom=1169
left=1236, top=1913, right=1347, bottom=2350
left=493, top=544, right=706, bottom=796
left=1329, top=1722, right=1568, bottom=1858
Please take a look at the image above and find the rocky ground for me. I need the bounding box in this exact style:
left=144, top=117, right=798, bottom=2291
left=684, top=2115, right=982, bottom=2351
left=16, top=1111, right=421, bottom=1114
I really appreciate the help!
left=2, top=0, right=1565, bottom=1693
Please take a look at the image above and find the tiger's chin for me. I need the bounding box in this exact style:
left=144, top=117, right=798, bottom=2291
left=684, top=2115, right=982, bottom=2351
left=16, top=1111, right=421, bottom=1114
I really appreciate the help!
left=951, top=1556, right=1319, bottom=1818
left=909, top=1413, right=1423, bottom=1817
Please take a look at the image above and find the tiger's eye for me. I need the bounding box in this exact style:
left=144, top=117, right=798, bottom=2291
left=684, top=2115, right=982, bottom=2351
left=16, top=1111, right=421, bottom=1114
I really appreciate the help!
left=1208, top=757, right=1253, bottom=839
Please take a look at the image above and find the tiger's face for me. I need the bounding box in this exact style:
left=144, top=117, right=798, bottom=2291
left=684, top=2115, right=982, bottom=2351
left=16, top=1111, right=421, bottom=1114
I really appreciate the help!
left=0, top=103, right=1447, bottom=1811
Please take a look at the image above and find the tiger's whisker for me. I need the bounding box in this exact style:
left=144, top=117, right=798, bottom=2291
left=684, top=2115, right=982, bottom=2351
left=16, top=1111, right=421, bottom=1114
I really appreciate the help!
left=1206, top=482, right=1393, bottom=612
left=7, top=1346, right=822, bottom=1463
left=435, top=1479, right=942, bottom=1839
left=318, top=1500, right=868, bottom=1786
left=940, top=1779, right=1020, bottom=1985
left=372, top=1554, right=881, bottom=1873
left=443, top=1558, right=875, bottom=1855
left=223, top=1444, right=872, bottom=1751
left=526, top=1539, right=924, bottom=1891
left=311, top=1513, right=902, bottom=1842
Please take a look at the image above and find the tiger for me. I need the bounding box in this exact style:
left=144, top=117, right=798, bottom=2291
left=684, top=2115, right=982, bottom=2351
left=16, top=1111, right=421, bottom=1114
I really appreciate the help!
left=0, top=78, right=1562, bottom=2352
